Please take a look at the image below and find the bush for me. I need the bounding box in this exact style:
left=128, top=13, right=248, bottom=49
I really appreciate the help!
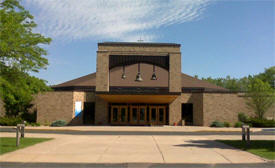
left=0, top=117, right=23, bottom=126
left=238, top=113, right=248, bottom=123
left=210, top=121, right=224, bottom=127
left=223, top=122, right=231, bottom=127
left=247, top=118, right=275, bottom=128
left=234, top=121, right=243, bottom=128
left=50, top=120, right=67, bottom=127
left=21, top=111, right=37, bottom=123
left=26, top=122, right=40, bottom=127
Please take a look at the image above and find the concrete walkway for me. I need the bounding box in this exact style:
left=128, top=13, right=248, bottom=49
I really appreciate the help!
left=0, top=132, right=270, bottom=164
left=0, top=126, right=265, bottom=132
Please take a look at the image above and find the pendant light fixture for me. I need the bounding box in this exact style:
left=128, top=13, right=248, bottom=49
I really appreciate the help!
left=151, top=64, right=157, bottom=80
left=135, top=63, right=143, bottom=82
left=121, top=65, right=126, bottom=79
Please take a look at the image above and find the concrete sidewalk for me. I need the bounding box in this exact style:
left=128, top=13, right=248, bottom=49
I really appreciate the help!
left=0, top=126, right=265, bottom=133
left=0, top=132, right=269, bottom=164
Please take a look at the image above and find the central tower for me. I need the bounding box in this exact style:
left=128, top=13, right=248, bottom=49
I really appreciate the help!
left=95, top=42, right=182, bottom=125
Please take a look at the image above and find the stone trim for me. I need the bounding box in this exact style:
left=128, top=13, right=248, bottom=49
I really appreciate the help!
left=98, top=42, right=181, bottom=47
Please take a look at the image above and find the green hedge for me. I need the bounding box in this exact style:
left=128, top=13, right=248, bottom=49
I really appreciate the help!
left=238, top=113, right=248, bottom=123
left=237, top=112, right=275, bottom=128
left=0, top=117, right=40, bottom=126
left=50, top=120, right=67, bottom=127
left=234, top=121, right=243, bottom=128
left=210, top=121, right=232, bottom=127
left=210, top=121, right=224, bottom=127
left=248, top=118, right=275, bottom=128
left=0, top=117, right=23, bottom=126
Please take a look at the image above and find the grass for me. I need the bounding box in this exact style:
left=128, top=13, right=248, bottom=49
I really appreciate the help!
left=218, top=140, right=275, bottom=160
left=0, top=137, right=52, bottom=155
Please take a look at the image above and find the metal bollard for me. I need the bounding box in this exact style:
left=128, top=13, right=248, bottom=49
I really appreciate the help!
left=20, top=122, right=25, bottom=138
left=242, top=126, right=246, bottom=141
left=247, top=127, right=250, bottom=142
left=242, top=125, right=250, bottom=144
left=16, top=126, right=20, bottom=147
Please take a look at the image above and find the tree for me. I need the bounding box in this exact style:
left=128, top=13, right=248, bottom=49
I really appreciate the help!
left=201, top=67, right=274, bottom=92
left=245, top=78, right=275, bottom=119
left=255, top=66, right=275, bottom=89
left=0, top=0, right=51, bottom=73
left=0, top=0, right=51, bottom=119
left=1, top=68, right=50, bottom=117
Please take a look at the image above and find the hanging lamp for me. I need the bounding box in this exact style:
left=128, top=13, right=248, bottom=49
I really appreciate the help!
left=135, top=63, right=143, bottom=82
left=151, top=64, right=157, bottom=80
left=121, top=65, right=126, bottom=79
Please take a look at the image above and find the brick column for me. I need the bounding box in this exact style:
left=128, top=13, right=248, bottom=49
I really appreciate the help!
left=96, top=51, right=109, bottom=92
left=95, top=96, right=108, bottom=125
left=95, top=50, right=109, bottom=125
left=169, top=53, right=181, bottom=92
left=169, top=96, right=181, bottom=125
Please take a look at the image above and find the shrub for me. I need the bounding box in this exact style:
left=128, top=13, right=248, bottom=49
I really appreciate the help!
left=234, top=121, right=243, bottom=128
left=26, top=122, right=40, bottom=127
left=247, top=118, right=275, bottom=128
left=210, top=121, right=224, bottom=127
left=21, top=111, right=37, bottom=123
left=50, top=120, right=67, bottom=127
left=223, top=122, right=231, bottom=127
left=238, top=113, right=248, bottom=123
left=0, top=117, right=23, bottom=126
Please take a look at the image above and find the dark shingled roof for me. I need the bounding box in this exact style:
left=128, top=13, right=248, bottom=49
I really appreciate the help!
left=52, top=72, right=228, bottom=92
left=53, top=73, right=96, bottom=87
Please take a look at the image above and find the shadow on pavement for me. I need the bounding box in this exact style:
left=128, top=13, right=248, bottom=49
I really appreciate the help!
left=174, top=140, right=235, bottom=149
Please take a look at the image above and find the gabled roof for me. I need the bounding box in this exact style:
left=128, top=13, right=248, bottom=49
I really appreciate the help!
left=180, top=73, right=228, bottom=91
left=53, top=73, right=96, bottom=88
left=52, top=72, right=228, bottom=92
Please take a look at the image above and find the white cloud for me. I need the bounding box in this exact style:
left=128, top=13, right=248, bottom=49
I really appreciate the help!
left=24, top=0, right=211, bottom=42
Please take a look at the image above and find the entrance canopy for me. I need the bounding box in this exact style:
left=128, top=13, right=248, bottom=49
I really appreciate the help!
left=97, top=94, right=179, bottom=103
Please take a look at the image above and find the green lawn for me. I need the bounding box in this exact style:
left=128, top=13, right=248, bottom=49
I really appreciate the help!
left=218, top=140, right=275, bottom=160
left=0, top=137, right=52, bottom=155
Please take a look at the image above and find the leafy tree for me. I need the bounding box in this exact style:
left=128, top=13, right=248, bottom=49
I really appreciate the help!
left=0, top=0, right=51, bottom=73
left=201, top=67, right=274, bottom=92
left=1, top=68, right=50, bottom=117
left=255, top=66, right=275, bottom=89
left=0, top=0, right=51, bottom=119
left=245, top=78, right=275, bottom=119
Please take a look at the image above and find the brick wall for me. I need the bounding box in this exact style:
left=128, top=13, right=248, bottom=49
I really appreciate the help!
left=169, top=93, right=203, bottom=126
left=70, top=92, right=96, bottom=125
left=180, top=93, right=204, bottom=126
left=36, top=91, right=74, bottom=125
left=203, top=93, right=255, bottom=126
left=95, top=95, right=108, bottom=125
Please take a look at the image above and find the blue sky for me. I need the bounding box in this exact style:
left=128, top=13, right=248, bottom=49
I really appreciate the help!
left=23, top=0, right=274, bottom=85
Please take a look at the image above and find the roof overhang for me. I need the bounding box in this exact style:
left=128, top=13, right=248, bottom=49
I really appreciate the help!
left=97, top=93, right=180, bottom=103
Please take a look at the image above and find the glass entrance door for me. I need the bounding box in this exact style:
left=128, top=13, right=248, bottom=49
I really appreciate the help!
left=110, top=104, right=167, bottom=125
left=149, top=106, right=158, bottom=125
left=111, top=106, right=120, bottom=124
left=138, top=106, right=147, bottom=125
left=158, top=106, right=166, bottom=125
left=111, top=105, right=128, bottom=125
left=120, top=106, right=128, bottom=124
left=149, top=106, right=166, bottom=125
left=130, top=106, right=138, bottom=125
